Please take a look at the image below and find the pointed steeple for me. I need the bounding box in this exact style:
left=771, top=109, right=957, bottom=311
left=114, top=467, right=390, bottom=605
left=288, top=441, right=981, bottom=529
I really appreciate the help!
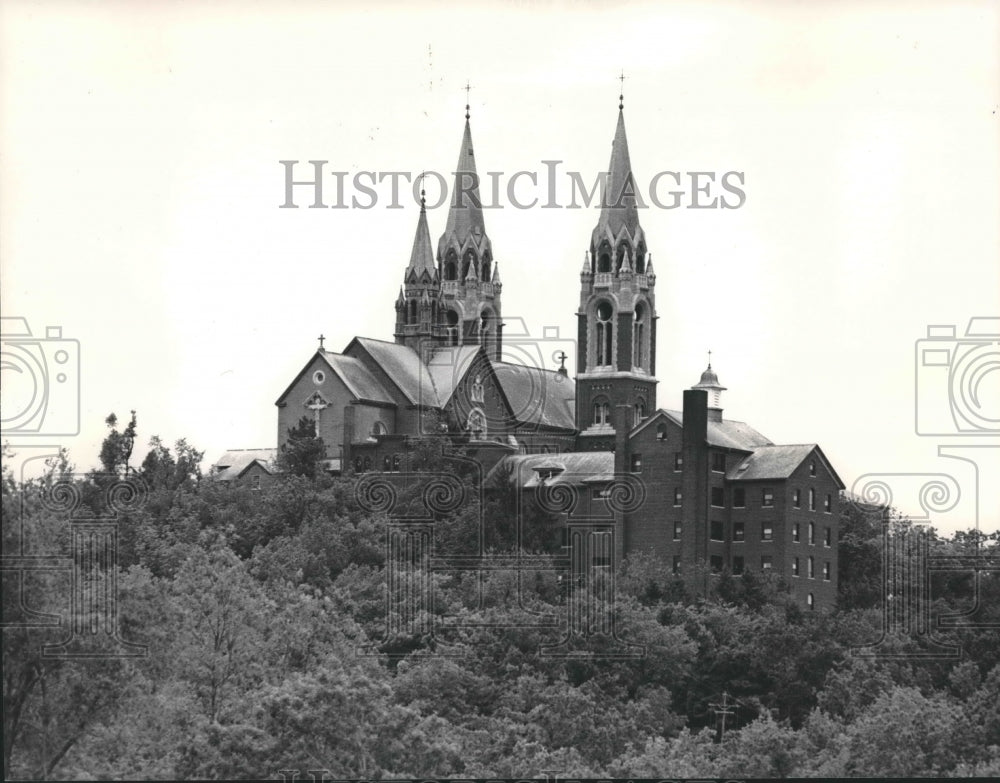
left=406, top=190, right=435, bottom=275
left=438, top=115, right=489, bottom=259
left=592, top=106, right=643, bottom=250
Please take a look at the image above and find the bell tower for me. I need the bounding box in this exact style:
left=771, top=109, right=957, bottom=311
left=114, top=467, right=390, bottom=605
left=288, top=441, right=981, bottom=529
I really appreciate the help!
left=575, top=93, right=657, bottom=448
left=394, top=184, right=440, bottom=357
left=435, top=97, right=503, bottom=359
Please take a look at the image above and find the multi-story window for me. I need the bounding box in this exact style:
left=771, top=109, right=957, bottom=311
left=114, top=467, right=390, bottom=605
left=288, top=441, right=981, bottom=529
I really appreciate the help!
left=761, top=524, right=773, bottom=541
left=710, top=554, right=724, bottom=573
left=733, top=521, right=745, bottom=541
left=732, top=555, right=745, bottom=575
left=712, top=452, right=726, bottom=472
left=711, top=487, right=725, bottom=507
left=792, top=557, right=800, bottom=577
left=793, top=488, right=801, bottom=508
left=823, top=561, right=831, bottom=580
left=761, top=554, right=773, bottom=570
left=824, top=493, right=832, bottom=513
left=674, top=452, right=683, bottom=471
left=824, top=527, right=832, bottom=547
left=808, top=555, right=815, bottom=579
left=711, top=520, right=724, bottom=541
left=733, top=488, right=746, bottom=508
left=808, top=522, right=815, bottom=545
left=673, top=488, right=682, bottom=506
left=673, top=521, right=682, bottom=540
left=793, top=522, right=801, bottom=543
left=762, top=488, right=774, bottom=507
left=630, top=454, right=642, bottom=473
left=809, top=488, right=816, bottom=511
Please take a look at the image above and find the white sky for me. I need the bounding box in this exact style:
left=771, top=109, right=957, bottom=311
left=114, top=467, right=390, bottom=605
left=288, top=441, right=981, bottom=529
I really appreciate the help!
left=2, top=1, right=998, bottom=533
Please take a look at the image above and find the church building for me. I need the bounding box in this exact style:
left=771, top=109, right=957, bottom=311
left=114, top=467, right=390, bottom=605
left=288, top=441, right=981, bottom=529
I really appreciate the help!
left=255, top=93, right=844, bottom=609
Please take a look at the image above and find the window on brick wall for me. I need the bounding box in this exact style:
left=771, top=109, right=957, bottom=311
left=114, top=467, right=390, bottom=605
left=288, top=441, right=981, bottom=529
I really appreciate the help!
left=674, top=452, right=683, bottom=471
left=710, top=554, right=724, bottom=573
left=711, top=487, right=725, bottom=507
left=761, top=524, right=773, bottom=541
left=762, top=488, right=774, bottom=507
left=673, top=488, right=682, bottom=506
left=808, top=555, right=815, bottom=579
left=761, top=554, right=773, bottom=570
left=630, top=453, right=642, bottom=473
left=809, top=522, right=815, bottom=545
left=673, top=521, right=682, bottom=540
left=712, top=452, right=726, bottom=472
left=656, top=423, right=668, bottom=440
left=672, top=555, right=681, bottom=575
left=733, top=521, right=745, bottom=541
left=825, top=493, right=832, bottom=513
left=810, top=461, right=816, bottom=477
left=825, top=527, right=832, bottom=547
left=809, top=488, right=816, bottom=511
left=711, top=520, right=724, bottom=541
left=792, top=557, right=800, bottom=577
left=250, top=474, right=261, bottom=491
left=732, top=555, right=745, bottom=575
left=591, top=486, right=609, bottom=500
left=733, top=487, right=745, bottom=507
left=793, top=488, right=801, bottom=508
left=807, top=592, right=815, bottom=610
left=793, top=522, right=801, bottom=543
left=823, top=561, right=831, bottom=581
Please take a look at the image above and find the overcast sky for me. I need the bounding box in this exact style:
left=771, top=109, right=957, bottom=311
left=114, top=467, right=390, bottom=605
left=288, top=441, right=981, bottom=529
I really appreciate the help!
left=2, top=1, right=998, bottom=533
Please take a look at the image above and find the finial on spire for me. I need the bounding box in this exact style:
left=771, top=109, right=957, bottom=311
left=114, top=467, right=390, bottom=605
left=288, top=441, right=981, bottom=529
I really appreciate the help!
left=707, top=349, right=712, bottom=369
left=464, top=80, right=471, bottom=119
left=419, top=170, right=426, bottom=209
left=618, top=70, right=626, bottom=110
left=318, top=334, right=326, bottom=351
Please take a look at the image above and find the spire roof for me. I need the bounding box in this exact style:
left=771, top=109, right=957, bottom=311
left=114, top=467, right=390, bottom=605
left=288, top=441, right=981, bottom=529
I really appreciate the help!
left=406, top=192, right=435, bottom=274
left=591, top=107, right=643, bottom=250
left=437, top=116, right=489, bottom=259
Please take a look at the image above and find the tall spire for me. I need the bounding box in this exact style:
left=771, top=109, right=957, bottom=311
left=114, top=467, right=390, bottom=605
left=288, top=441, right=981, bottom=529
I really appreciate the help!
left=438, top=114, right=488, bottom=258
left=406, top=183, right=435, bottom=274
left=594, top=107, right=642, bottom=244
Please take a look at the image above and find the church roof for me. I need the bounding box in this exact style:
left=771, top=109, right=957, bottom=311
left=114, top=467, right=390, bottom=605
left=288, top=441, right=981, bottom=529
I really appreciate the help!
left=656, top=409, right=773, bottom=451
left=425, top=345, right=482, bottom=405
left=211, top=448, right=278, bottom=481
left=349, top=337, right=438, bottom=406
left=491, top=360, right=576, bottom=430
left=321, top=353, right=395, bottom=405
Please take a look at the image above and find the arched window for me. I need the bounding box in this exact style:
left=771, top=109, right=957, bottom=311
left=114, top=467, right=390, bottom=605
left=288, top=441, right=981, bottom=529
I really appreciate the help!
left=462, top=250, right=475, bottom=280
left=481, top=257, right=491, bottom=281
left=446, top=310, right=460, bottom=346
left=372, top=421, right=387, bottom=437
left=596, top=241, right=612, bottom=273
left=444, top=250, right=458, bottom=281
left=593, top=399, right=610, bottom=426
left=595, top=301, right=614, bottom=367
left=635, top=245, right=646, bottom=274
left=807, top=593, right=815, bottom=610
left=633, top=303, right=646, bottom=369
left=634, top=399, right=646, bottom=426
left=479, top=311, right=492, bottom=347
left=408, top=299, right=417, bottom=323
left=467, top=409, right=487, bottom=439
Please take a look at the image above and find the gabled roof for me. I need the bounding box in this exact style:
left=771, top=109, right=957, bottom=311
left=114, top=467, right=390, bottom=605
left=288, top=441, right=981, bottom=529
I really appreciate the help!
left=212, top=449, right=278, bottom=481
left=490, top=361, right=576, bottom=431
left=728, top=444, right=845, bottom=488
left=348, top=337, right=439, bottom=407
left=275, top=350, right=395, bottom=407
left=425, top=345, right=483, bottom=406
left=656, top=409, right=772, bottom=451
left=486, top=451, right=615, bottom=489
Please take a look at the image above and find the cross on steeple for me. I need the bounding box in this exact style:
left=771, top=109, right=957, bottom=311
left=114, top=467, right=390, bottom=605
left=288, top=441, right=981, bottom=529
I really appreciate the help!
left=618, top=71, right=626, bottom=109
left=707, top=349, right=712, bottom=368
left=318, top=334, right=325, bottom=351
left=464, top=80, right=472, bottom=119
left=557, top=351, right=568, bottom=370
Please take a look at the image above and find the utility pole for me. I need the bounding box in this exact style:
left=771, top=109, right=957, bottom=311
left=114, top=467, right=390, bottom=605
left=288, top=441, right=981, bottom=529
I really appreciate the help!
left=709, top=691, right=738, bottom=742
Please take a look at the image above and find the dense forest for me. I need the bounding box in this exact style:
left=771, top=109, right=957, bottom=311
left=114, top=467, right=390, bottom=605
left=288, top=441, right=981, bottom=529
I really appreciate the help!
left=3, top=414, right=999, bottom=779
